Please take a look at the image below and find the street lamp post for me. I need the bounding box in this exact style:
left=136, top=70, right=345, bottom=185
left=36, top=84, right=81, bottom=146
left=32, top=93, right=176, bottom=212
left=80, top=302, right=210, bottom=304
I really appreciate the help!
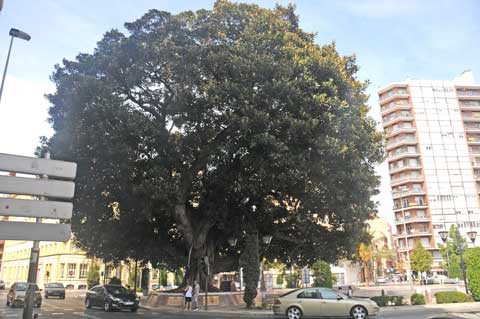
left=439, top=229, right=477, bottom=294
left=0, top=28, right=31, bottom=104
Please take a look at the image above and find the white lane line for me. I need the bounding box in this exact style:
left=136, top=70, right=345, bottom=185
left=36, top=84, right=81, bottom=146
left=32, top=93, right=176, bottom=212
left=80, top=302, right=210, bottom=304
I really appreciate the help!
left=42, top=301, right=62, bottom=309
left=52, top=312, right=65, bottom=315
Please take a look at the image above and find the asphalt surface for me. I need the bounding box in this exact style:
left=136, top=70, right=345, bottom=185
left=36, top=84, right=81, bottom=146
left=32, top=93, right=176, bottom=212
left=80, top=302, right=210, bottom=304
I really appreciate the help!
left=0, top=291, right=469, bottom=319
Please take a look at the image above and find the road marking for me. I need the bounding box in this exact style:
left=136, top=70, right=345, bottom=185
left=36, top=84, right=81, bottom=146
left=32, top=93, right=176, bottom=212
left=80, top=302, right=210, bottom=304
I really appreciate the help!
left=42, top=301, right=62, bottom=309
left=52, top=312, right=65, bottom=315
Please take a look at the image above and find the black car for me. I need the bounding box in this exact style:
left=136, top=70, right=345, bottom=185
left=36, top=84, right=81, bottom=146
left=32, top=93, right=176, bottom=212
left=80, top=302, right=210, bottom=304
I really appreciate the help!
left=85, top=284, right=138, bottom=312
left=44, top=283, right=66, bottom=299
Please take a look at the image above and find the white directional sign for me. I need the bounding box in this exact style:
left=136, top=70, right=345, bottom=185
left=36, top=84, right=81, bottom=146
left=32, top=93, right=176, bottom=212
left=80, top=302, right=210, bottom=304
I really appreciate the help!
left=0, top=197, right=73, bottom=219
left=0, top=153, right=77, bottom=179
left=0, top=153, right=77, bottom=242
left=0, top=221, right=71, bottom=241
left=0, top=175, right=75, bottom=199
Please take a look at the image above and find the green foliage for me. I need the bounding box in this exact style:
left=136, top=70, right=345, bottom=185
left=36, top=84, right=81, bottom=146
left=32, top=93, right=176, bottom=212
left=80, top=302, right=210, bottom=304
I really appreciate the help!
left=174, top=269, right=184, bottom=286
left=410, top=293, right=426, bottom=305
left=240, top=234, right=260, bottom=309
left=158, top=268, right=168, bottom=286
left=439, top=225, right=465, bottom=279
left=370, top=296, right=403, bottom=307
left=276, top=273, right=284, bottom=286
left=86, top=264, right=100, bottom=289
left=43, top=0, right=383, bottom=281
left=410, top=242, right=433, bottom=273
left=285, top=274, right=297, bottom=288
left=311, top=260, right=334, bottom=288
left=435, top=291, right=468, bottom=304
left=108, top=277, right=121, bottom=285
left=465, top=247, right=480, bottom=301
left=128, top=265, right=138, bottom=288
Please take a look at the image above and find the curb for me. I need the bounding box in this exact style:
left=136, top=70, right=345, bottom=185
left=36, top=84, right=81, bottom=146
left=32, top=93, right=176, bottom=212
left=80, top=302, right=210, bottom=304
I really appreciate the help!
left=140, top=305, right=275, bottom=317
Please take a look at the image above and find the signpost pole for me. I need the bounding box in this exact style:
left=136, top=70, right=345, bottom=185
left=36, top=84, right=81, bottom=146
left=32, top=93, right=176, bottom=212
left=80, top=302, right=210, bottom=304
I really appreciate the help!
left=23, top=152, right=49, bottom=319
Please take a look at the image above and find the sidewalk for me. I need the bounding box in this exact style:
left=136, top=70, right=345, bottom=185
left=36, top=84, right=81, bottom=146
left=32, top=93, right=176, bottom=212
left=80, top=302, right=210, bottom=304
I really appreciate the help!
left=141, top=303, right=274, bottom=318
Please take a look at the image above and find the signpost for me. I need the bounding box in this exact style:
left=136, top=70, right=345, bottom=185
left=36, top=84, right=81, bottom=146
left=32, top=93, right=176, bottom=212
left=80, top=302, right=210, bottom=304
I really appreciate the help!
left=302, top=267, right=310, bottom=287
left=0, top=152, right=77, bottom=319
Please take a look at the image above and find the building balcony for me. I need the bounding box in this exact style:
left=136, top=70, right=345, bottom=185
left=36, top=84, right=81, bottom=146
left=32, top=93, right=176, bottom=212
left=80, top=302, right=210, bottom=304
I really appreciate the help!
left=382, top=115, right=414, bottom=128
left=392, top=189, right=426, bottom=199
left=387, top=151, right=420, bottom=163
left=460, top=103, right=480, bottom=111
left=462, top=115, right=480, bottom=122
left=390, top=175, right=424, bottom=187
left=381, top=103, right=411, bottom=116
left=379, top=93, right=410, bottom=106
left=393, top=204, right=428, bottom=212
left=396, top=230, right=432, bottom=238
left=386, top=139, right=417, bottom=151
left=465, top=127, right=480, bottom=133
left=467, top=139, right=480, bottom=145
left=397, top=245, right=435, bottom=252
left=395, top=216, right=431, bottom=224
left=385, top=127, right=416, bottom=139
left=389, top=165, right=422, bottom=175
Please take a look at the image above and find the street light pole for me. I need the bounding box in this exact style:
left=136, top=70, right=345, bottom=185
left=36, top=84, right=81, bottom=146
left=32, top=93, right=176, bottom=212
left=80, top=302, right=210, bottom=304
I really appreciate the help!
left=0, top=28, right=31, bottom=104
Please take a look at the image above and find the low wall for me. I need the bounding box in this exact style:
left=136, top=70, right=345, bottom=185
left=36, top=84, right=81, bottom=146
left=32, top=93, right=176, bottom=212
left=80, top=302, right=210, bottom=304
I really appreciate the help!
left=145, top=291, right=246, bottom=308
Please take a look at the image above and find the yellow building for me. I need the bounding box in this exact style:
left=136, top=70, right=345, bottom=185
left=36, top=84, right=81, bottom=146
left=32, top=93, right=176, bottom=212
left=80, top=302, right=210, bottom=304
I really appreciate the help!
left=0, top=238, right=93, bottom=289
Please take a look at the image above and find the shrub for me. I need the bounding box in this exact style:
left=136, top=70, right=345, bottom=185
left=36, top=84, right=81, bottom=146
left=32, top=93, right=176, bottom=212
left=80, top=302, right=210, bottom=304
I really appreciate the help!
left=86, top=264, right=100, bottom=289
left=435, top=291, right=468, bottom=304
left=371, top=296, right=403, bottom=307
left=410, top=293, right=426, bottom=305
left=311, top=260, right=334, bottom=288
left=108, top=277, right=121, bottom=285
left=276, top=274, right=284, bottom=286
left=465, top=247, right=480, bottom=301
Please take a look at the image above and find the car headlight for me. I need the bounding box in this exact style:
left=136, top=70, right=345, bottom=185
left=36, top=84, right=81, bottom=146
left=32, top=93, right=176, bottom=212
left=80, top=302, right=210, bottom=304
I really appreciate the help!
left=111, top=297, right=121, bottom=303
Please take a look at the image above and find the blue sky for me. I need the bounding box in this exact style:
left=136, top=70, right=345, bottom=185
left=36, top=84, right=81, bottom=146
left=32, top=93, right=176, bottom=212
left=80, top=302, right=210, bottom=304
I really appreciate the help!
left=0, top=0, right=479, bottom=224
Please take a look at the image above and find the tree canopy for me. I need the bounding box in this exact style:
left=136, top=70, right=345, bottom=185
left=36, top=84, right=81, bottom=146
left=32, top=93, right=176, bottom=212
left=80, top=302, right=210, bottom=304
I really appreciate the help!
left=41, top=0, right=383, bottom=285
left=410, top=242, right=433, bottom=273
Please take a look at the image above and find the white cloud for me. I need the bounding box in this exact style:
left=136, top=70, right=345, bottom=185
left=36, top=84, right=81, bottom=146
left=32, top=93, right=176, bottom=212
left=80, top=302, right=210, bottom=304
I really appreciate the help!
left=0, top=76, right=54, bottom=157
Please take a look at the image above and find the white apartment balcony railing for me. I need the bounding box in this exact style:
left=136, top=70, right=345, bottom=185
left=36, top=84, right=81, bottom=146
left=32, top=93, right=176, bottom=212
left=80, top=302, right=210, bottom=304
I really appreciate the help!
left=457, top=90, right=480, bottom=97
left=390, top=175, right=424, bottom=186
left=393, top=203, right=427, bottom=212
left=381, top=103, right=411, bottom=116
left=386, top=127, right=416, bottom=138
left=389, top=164, right=422, bottom=174
left=383, top=115, right=413, bottom=127
left=386, top=138, right=417, bottom=151
left=392, top=189, right=426, bottom=199
left=396, top=230, right=432, bottom=237
left=387, top=151, right=419, bottom=162
left=462, top=115, right=480, bottom=122
left=380, top=89, right=409, bottom=103
left=460, top=102, right=480, bottom=110
left=465, top=126, right=480, bottom=133
left=395, top=216, right=430, bottom=224
left=397, top=245, right=435, bottom=252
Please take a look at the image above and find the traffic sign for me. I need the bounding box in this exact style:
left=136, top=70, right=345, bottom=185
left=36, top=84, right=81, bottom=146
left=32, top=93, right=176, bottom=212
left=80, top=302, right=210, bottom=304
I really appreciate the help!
left=0, top=175, right=75, bottom=199
left=0, top=197, right=73, bottom=219
left=0, top=221, right=71, bottom=241
left=0, top=153, right=77, bottom=179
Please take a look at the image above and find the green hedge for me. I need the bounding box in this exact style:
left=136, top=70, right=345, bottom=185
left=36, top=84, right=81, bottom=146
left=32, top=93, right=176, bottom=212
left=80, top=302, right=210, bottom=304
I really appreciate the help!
left=435, top=291, right=468, bottom=304
left=465, top=248, right=480, bottom=301
left=410, top=293, right=426, bottom=305
left=371, top=296, right=403, bottom=307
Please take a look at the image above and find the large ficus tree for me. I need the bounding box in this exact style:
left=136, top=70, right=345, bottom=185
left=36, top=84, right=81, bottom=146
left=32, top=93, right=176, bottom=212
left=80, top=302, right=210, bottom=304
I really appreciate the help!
left=42, top=0, right=383, bottom=288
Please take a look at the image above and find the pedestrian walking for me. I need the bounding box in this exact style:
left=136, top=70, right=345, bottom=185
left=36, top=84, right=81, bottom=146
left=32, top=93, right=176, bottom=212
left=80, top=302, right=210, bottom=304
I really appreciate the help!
left=184, top=282, right=193, bottom=310
left=348, top=286, right=353, bottom=298
left=192, top=280, right=200, bottom=310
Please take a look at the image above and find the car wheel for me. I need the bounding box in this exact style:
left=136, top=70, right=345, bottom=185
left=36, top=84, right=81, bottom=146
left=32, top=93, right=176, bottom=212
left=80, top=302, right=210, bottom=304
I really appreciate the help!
left=61, top=295, right=65, bottom=299
left=104, top=300, right=112, bottom=312
left=85, top=298, right=92, bottom=309
left=287, top=306, right=302, bottom=319
left=6, top=299, right=10, bottom=306
left=351, top=305, right=368, bottom=319
left=45, top=294, right=48, bottom=299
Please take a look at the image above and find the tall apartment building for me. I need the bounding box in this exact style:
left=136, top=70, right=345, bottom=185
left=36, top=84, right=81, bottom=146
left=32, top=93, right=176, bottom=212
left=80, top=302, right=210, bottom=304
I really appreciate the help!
left=380, top=71, right=480, bottom=272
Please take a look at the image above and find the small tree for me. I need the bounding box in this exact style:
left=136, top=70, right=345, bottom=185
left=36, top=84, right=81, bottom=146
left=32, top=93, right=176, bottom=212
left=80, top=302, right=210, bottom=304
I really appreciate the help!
left=276, top=273, right=284, bottom=286
left=465, top=247, right=480, bottom=300
left=86, top=264, right=100, bottom=289
left=439, top=225, right=465, bottom=279
left=174, top=269, right=184, bottom=286
left=410, top=242, right=433, bottom=274
left=158, top=268, right=168, bottom=286
left=240, top=233, right=260, bottom=309
left=311, top=260, right=334, bottom=288
left=358, top=243, right=373, bottom=286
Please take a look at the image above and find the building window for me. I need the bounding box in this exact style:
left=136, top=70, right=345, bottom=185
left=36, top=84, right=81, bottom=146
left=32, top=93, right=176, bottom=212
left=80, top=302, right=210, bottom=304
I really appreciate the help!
left=59, top=263, right=65, bottom=279
left=67, top=263, right=77, bottom=278
left=79, top=264, right=88, bottom=278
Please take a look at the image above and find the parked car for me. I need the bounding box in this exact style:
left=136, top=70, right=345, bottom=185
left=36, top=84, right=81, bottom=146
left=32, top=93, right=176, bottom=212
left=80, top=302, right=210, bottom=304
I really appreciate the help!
left=85, top=284, right=139, bottom=312
left=376, top=277, right=389, bottom=284
left=0, top=280, right=5, bottom=290
left=6, top=282, right=42, bottom=308
left=426, top=275, right=459, bottom=285
left=273, top=287, right=379, bottom=319
left=44, top=282, right=66, bottom=299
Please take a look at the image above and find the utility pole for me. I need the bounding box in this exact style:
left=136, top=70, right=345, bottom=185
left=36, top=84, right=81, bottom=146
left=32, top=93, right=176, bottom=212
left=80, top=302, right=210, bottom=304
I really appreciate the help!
left=204, top=256, right=209, bottom=310
left=23, top=152, right=49, bottom=319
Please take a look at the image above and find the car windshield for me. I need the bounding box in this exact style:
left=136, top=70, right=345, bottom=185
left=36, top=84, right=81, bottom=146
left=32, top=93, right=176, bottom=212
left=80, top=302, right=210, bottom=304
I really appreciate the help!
left=105, top=285, right=129, bottom=295
left=16, top=283, right=27, bottom=291
left=47, top=283, right=64, bottom=288
left=280, top=289, right=300, bottom=297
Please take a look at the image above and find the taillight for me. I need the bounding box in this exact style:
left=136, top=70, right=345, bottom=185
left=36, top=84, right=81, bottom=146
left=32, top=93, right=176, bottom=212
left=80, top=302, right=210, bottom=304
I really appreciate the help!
left=274, top=298, right=281, bottom=305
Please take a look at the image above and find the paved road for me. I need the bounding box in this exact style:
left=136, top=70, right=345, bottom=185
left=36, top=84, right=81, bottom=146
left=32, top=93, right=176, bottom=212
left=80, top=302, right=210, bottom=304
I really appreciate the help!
left=0, top=291, right=466, bottom=319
